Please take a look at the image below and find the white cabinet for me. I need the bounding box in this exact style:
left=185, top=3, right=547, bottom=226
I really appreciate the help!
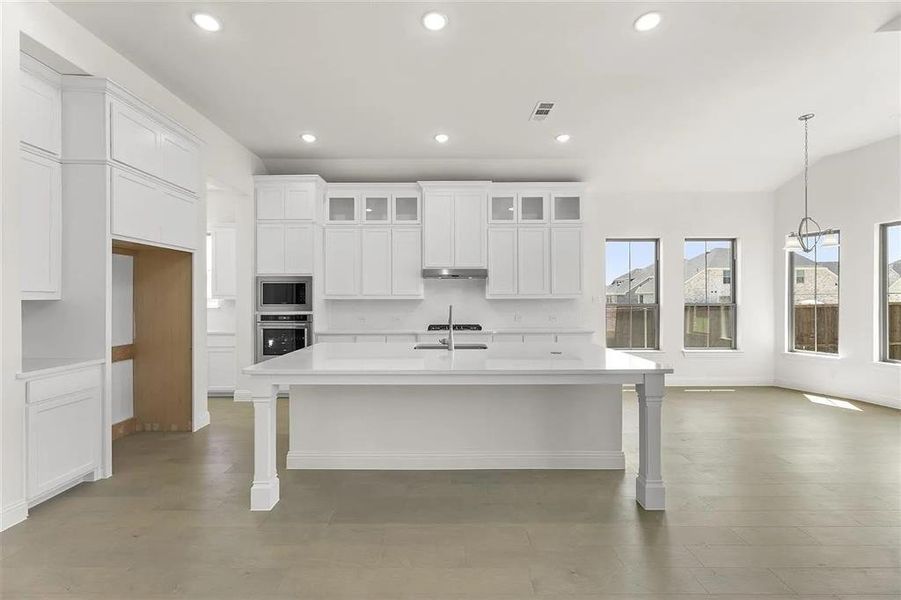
left=323, top=228, right=360, bottom=296
left=393, top=194, right=421, bottom=224
left=210, top=227, right=237, bottom=298
left=256, top=223, right=314, bottom=275
left=26, top=365, right=101, bottom=503
left=552, top=194, right=582, bottom=222
left=363, top=195, right=391, bottom=224
left=551, top=227, right=583, bottom=296
left=207, top=334, right=236, bottom=394
left=257, top=183, right=315, bottom=221
left=327, top=193, right=359, bottom=223
left=517, top=228, right=550, bottom=295
left=20, top=151, right=62, bottom=300
left=490, top=190, right=547, bottom=224
left=20, top=60, right=61, bottom=156
left=361, top=228, right=392, bottom=296
left=487, top=228, right=517, bottom=296
left=422, top=185, right=487, bottom=269
left=111, top=167, right=198, bottom=250
left=391, top=228, right=423, bottom=296
left=110, top=100, right=201, bottom=195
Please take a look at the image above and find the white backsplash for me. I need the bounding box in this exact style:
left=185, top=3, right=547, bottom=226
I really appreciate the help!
left=322, top=279, right=592, bottom=331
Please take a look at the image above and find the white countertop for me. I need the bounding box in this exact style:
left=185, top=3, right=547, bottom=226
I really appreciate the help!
left=243, top=342, right=671, bottom=380
left=18, top=357, right=105, bottom=379
left=317, top=328, right=595, bottom=336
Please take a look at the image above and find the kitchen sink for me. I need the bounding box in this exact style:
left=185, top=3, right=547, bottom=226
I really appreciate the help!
left=414, top=343, right=488, bottom=350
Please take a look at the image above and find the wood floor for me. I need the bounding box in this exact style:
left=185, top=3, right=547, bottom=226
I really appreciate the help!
left=1, top=387, right=898, bottom=599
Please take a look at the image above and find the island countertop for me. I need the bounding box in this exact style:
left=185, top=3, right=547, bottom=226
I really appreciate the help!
left=242, top=342, right=672, bottom=382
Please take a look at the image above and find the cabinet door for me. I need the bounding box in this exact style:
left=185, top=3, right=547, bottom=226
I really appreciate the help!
left=392, top=228, right=423, bottom=296
left=20, top=152, right=61, bottom=298
left=160, top=132, right=200, bottom=194
left=360, top=228, right=392, bottom=296
left=327, top=195, right=358, bottom=223
left=20, top=67, right=61, bottom=156
left=393, top=194, right=420, bottom=224
left=551, top=227, right=582, bottom=296
left=111, top=168, right=159, bottom=243
left=256, top=223, right=286, bottom=274
left=363, top=195, right=390, bottom=223
left=256, top=184, right=285, bottom=220
left=211, top=228, right=237, bottom=298
left=208, top=347, right=236, bottom=392
left=110, top=101, right=161, bottom=177
left=489, top=194, right=516, bottom=223
left=519, top=192, right=548, bottom=223
left=285, top=184, right=315, bottom=220
left=517, top=227, right=550, bottom=295
left=552, top=194, right=581, bottom=222
left=159, top=187, right=198, bottom=249
left=422, top=191, right=454, bottom=267
left=284, top=223, right=314, bottom=274
left=323, top=228, right=360, bottom=296
left=453, top=192, right=487, bottom=267
left=487, top=227, right=517, bottom=296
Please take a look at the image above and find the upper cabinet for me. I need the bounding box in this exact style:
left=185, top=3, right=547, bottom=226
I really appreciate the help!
left=254, top=176, right=323, bottom=276
left=489, top=189, right=548, bottom=224
left=19, top=56, right=61, bottom=156
left=552, top=193, right=582, bottom=223
left=421, top=182, right=488, bottom=269
left=326, top=185, right=420, bottom=225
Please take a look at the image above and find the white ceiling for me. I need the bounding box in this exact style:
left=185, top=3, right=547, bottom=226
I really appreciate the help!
left=53, top=1, right=900, bottom=190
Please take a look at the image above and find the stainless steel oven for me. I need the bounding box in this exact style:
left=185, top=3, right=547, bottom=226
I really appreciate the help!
left=256, top=314, right=312, bottom=362
left=256, top=276, right=312, bottom=312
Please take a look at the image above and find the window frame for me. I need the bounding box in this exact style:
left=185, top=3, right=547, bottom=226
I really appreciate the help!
left=880, top=221, right=901, bottom=363
left=683, top=238, right=737, bottom=350
left=788, top=232, right=841, bottom=355
left=604, top=238, right=661, bottom=350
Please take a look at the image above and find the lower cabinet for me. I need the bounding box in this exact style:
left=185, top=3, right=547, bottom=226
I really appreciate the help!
left=207, top=334, right=236, bottom=394
left=111, top=167, right=198, bottom=250
left=26, top=364, right=102, bottom=504
left=20, top=150, right=62, bottom=300
left=324, top=227, right=423, bottom=299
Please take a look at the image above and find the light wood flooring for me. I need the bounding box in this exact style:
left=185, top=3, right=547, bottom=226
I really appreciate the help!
left=1, top=386, right=898, bottom=598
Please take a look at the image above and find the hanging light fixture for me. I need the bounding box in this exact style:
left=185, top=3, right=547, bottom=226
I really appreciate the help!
left=785, top=113, right=838, bottom=252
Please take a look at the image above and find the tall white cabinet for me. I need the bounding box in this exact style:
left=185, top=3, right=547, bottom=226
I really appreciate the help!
left=254, top=177, right=320, bottom=276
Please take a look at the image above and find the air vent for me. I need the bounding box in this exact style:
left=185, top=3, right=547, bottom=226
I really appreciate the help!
left=530, top=101, right=555, bottom=121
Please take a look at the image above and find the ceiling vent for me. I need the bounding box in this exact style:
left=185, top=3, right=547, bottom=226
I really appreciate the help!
left=530, top=101, right=555, bottom=121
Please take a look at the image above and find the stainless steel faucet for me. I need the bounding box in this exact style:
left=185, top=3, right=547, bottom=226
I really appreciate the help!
left=439, top=304, right=455, bottom=351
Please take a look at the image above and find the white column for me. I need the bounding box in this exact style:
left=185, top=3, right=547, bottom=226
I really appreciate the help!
left=236, top=386, right=280, bottom=511
left=635, top=373, right=665, bottom=510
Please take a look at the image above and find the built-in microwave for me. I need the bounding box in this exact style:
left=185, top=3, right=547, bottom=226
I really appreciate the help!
left=256, top=276, right=312, bottom=312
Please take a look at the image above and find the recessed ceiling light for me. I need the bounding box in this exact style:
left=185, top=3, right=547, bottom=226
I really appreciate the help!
left=300, top=133, right=317, bottom=143
left=555, top=133, right=571, bottom=143
left=422, top=12, right=448, bottom=31
left=191, top=13, right=221, bottom=32
left=434, top=133, right=449, bottom=144
left=633, top=12, right=661, bottom=32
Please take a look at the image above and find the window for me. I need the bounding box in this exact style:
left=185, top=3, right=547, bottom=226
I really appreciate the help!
left=605, top=239, right=659, bottom=349
left=684, top=239, right=736, bottom=349
left=790, top=233, right=840, bottom=354
left=881, top=222, right=901, bottom=362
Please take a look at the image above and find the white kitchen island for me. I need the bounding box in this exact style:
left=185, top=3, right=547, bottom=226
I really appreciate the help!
left=237, top=342, right=672, bottom=512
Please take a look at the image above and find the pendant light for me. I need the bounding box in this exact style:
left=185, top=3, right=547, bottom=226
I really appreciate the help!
left=784, top=113, right=838, bottom=252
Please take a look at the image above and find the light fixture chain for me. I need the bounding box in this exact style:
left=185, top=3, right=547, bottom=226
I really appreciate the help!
left=803, top=116, right=809, bottom=220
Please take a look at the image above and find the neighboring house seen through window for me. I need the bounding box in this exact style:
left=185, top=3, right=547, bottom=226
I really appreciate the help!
left=605, top=240, right=659, bottom=349
left=790, top=233, right=840, bottom=354
left=684, top=239, right=737, bottom=349
left=882, top=222, right=901, bottom=362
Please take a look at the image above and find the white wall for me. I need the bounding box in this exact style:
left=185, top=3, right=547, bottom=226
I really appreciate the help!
left=1, top=0, right=264, bottom=530
left=774, top=136, right=901, bottom=409
left=111, top=254, right=133, bottom=424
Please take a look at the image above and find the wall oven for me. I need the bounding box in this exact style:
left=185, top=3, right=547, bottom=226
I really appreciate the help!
left=257, top=276, right=312, bottom=312
left=256, top=314, right=312, bottom=363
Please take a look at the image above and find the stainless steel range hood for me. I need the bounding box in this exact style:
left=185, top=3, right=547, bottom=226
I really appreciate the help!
left=421, top=268, right=488, bottom=280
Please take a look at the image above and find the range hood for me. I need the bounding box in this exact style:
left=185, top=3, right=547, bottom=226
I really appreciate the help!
left=421, top=268, right=488, bottom=280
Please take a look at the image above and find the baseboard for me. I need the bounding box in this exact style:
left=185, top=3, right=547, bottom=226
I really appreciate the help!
left=774, top=379, right=901, bottom=410
left=111, top=416, right=138, bottom=441
left=665, top=377, right=774, bottom=387
left=0, top=499, right=28, bottom=531
left=192, top=410, right=211, bottom=431
left=286, top=450, right=625, bottom=470
left=207, top=387, right=235, bottom=397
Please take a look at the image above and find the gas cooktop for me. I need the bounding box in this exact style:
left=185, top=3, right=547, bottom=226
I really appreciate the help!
left=426, top=323, right=483, bottom=331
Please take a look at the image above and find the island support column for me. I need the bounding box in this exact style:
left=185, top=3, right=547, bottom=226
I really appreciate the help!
left=635, top=373, right=665, bottom=510
left=236, top=385, right=280, bottom=511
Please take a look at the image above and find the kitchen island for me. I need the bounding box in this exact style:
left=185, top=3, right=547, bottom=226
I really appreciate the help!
left=237, top=342, right=672, bottom=512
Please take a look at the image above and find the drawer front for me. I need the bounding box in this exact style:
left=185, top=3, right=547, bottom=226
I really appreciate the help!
left=27, top=365, right=102, bottom=405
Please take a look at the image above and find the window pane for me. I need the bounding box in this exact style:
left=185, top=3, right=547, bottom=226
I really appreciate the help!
left=629, top=305, right=658, bottom=349
left=815, top=304, right=839, bottom=354
left=885, top=224, right=901, bottom=360
left=684, top=305, right=708, bottom=348
left=706, top=240, right=733, bottom=303
left=606, top=240, right=658, bottom=349
left=630, top=241, right=657, bottom=304
left=790, top=235, right=839, bottom=353
left=708, top=305, right=735, bottom=348
left=683, top=241, right=707, bottom=304
left=605, top=241, right=631, bottom=305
